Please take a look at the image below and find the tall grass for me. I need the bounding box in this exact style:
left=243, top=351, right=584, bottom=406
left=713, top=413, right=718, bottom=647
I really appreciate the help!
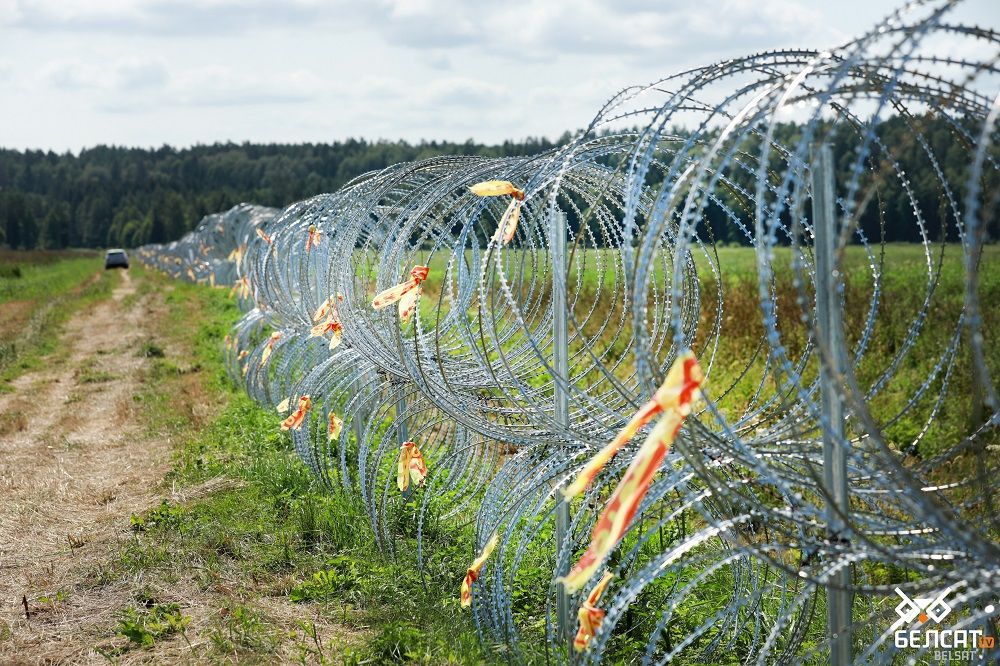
left=0, top=251, right=115, bottom=387
left=102, top=267, right=496, bottom=664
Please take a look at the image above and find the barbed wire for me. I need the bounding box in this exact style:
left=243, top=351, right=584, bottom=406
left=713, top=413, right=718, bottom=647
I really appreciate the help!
left=136, top=0, right=999, bottom=662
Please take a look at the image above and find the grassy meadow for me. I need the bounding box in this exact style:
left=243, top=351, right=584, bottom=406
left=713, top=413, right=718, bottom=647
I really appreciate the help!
left=4, top=244, right=996, bottom=663
left=408, top=242, right=997, bottom=460
left=0, top=249, right=118, bottom=389
left=85, top=264, right=494, bottom=663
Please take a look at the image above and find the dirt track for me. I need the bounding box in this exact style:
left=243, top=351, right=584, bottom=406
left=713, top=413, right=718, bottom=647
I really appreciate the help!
left=0, top=270, right=174, bottom=662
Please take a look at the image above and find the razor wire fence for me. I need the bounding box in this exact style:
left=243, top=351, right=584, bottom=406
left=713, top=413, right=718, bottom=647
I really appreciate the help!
left=136, top=0, right=1000, bottom=663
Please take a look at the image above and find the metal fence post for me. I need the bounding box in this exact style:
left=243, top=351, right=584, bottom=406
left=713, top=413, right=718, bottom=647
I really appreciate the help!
left=811, top=143, right=853, bottom=666
left=353, top=371, right=369, bottom=448
left=552, top=208, right=573, bottom=652
left=396, top=389, right=409, bottom=445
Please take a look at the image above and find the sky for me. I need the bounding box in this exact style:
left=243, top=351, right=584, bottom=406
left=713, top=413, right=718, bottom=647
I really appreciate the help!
left=1, top=0, right=997, bottom=152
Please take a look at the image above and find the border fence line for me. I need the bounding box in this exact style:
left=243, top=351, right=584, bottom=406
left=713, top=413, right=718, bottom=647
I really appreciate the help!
left=138, top=1, right=999, bottom=662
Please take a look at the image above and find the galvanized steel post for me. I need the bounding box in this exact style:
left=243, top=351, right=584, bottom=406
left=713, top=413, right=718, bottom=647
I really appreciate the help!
left=552, top=208, right=573, bottom=652
left=812, top=143, right=853, bottom=666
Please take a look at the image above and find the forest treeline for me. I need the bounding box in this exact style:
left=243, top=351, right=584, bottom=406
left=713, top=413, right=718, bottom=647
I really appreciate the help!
left=0, top=136, right=569, bottom=250
left=0, top=116, right=991, bottom=250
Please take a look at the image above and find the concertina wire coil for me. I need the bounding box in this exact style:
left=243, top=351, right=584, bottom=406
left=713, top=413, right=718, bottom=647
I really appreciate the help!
left=137, top=1, right=999, bottom=662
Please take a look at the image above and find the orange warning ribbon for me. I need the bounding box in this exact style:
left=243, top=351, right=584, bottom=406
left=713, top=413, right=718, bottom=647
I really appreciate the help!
left=372, top=266, right=429, bottom=322
left=260, top=331, right=282, bottom=367
left=306, top=224, right=321, bottom=252
left=280, top=395, right=311, bottom=431
left=327, top=412, right=344, bottom=441
left=563, top=351, right=704, bottom=500
left=397, top=441, right=428, bottom=492
left=573, top=571, right=614, bottom=652
left=559, top=352, right=704, bottom=593
left=460, top=533, right=499, bottom=608
left=470, top=180, right=525, bottom=246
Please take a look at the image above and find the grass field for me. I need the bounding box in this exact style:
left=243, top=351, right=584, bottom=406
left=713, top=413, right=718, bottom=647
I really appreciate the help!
left=83, top=264, right=494, bottom=663
left=4, top=246, right=996, bottom=663
left=411, top=242, right=997, bottom=461
left=0, top=249, right=118, bottom=389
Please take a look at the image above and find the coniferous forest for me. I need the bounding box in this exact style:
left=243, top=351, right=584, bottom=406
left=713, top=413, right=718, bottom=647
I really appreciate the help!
left=0, top=137, right=568, bottom=250
left=0, top=116, right=992, bottom=250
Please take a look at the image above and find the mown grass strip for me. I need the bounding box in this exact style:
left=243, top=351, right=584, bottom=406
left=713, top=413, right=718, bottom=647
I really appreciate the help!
left=0, top=252, right=117, bottom=389
left=101, top=267, right=497, bottom=664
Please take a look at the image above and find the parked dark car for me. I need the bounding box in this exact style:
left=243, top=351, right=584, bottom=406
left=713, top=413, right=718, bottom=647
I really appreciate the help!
left=105, top=249, right=129, bottom=269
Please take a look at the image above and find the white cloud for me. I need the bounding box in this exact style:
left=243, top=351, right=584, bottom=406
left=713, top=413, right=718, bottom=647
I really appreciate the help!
left=42, top=60, right=103, bottom=89
left=357, top=0, right=827, bottom=64
left=173, top=67, right=322, bottom=107
left=3, top=0, right=341, bottom=35
left=0, top=0, right=996, bottom=151
left=41, top=57, right=170, bottom=92
left=421, top=77, right=508, bottom=108
left=97, top=65, right=324, bottom=112
left=115, top=58, right=169, bottom=91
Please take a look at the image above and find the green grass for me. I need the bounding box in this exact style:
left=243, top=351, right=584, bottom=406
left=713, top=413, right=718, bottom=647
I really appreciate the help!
left=98, top=266, right=497, bottom=664
left=0, top=251, right=103, bottom=304
left=107, top=245, right=998, bottom=663
left=416, top=243, right=998, bottom=463
left=0, top=251, right=117, bottom=389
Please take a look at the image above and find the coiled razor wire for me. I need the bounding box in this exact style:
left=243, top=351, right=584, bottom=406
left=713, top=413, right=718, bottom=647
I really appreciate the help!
left=136, top=1, right=999, bottom=663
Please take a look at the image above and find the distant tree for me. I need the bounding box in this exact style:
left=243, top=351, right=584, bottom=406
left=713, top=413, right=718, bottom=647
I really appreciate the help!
left=0, top=122, right=976, bottom=250
left=1, top=191, right=33, bottom=249
left=38, top=201, right=71, bottom=249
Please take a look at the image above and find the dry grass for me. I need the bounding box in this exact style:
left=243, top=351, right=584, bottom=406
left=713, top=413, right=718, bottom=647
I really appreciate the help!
left=0, top=403, right=29, bottom=435
left=0, top=300, right=34, bottom=346
left=0, top=270, right=181, bottom=663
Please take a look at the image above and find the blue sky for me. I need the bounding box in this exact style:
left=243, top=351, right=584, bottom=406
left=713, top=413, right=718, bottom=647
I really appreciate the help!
left=1, top=0, right=996, bottom=151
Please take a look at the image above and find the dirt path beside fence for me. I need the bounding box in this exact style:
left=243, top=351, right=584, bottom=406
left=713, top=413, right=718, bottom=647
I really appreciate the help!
left=0, top=270, right=176, bottom=662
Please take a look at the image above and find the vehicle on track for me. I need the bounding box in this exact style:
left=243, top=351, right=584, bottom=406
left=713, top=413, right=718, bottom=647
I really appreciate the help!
left=104, top=249, right=129, bottom=269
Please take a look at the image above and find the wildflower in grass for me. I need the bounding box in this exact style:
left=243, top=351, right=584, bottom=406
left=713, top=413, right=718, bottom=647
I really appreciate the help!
left=372, top=265, right=429, bottom=322
left=260, top=331, right=282, bottom=367
left=574, top=571, right=614, bottom=652
left=559, top=351, right=703, bottom=593
left=306, top=224, right=321, bottom=252
left=328, top=412, right=344, bottom=441
left=397, top=441, right=428, bottom=492
left=280, top=395, right=311, bottom=431
left=460, top=532, right=499, bottom=608
left=469, top=180, right=526, bottom=246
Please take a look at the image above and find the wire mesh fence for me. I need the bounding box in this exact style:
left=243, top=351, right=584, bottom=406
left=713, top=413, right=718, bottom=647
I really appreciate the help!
left=136, top=0, right=999, bottom=662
